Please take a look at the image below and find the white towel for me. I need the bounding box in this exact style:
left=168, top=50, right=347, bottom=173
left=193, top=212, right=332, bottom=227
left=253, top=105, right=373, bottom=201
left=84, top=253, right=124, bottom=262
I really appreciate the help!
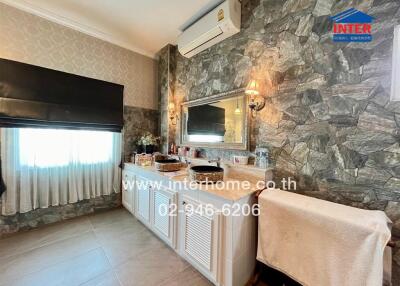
left=257, top=189, right=392, bottom=286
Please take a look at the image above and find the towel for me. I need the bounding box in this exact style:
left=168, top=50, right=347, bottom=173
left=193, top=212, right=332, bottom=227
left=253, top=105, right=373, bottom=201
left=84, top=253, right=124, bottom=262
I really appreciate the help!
left=257, top=189, right=392, bottom=286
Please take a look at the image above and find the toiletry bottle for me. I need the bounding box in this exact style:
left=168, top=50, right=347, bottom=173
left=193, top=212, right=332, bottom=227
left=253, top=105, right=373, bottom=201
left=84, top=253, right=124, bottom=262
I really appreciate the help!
left=259, top=151, right=268, bottom=169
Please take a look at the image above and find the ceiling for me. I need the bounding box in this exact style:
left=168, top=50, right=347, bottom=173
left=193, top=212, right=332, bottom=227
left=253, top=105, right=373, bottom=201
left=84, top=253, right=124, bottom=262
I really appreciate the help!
left=1, top=0, right=225, bottom=58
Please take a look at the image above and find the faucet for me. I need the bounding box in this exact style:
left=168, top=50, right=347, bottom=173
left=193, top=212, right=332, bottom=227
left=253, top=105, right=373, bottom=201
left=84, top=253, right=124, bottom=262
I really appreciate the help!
left=208, top=157, right=221, bottom=168
left=178, top=155, right=191, bottom=167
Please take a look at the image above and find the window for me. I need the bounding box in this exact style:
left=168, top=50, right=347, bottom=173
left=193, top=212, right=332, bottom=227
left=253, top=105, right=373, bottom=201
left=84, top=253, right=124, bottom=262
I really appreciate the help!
left=1, top=127, right=122, bottom=215
left=188, top=134, right=224, bottom=143
left=18, top=128, right=115, bottom=167
left=391, top=25, right=400, bottom=101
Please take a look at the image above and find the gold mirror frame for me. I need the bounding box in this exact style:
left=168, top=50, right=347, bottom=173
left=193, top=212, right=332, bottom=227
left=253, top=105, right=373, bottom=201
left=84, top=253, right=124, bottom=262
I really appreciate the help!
left=180, top=88, right=250, bottom=151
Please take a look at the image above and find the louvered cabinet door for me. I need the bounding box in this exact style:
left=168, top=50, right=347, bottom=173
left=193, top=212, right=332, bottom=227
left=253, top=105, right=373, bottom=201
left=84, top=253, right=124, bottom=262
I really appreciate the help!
left=122, top=171, right=134, bottom=214
left=135, top=176, right=151, bottom=226
left=151, top=187, right=177, bottom=248
left=181, top=197, right=221, bottom=282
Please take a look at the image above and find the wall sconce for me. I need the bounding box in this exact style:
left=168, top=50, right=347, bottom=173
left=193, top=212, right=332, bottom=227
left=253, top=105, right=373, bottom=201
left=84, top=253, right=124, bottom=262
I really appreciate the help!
left=245, top=79, right=265, bottom=115
left=234, top=98, right=242, bottom=115
left=168, top=101, right=178, bottom=125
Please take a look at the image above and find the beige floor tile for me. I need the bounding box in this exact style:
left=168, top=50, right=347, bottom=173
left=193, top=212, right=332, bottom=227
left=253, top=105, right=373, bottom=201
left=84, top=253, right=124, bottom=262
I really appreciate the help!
left=0, top=209, right=214, bottom=286
left=99, top=228, right=165, bottom=267
left=115, top=246, right=189, bottom=286
left=89, top=208, right=134, bottom=229
left=0, top=231, right=100, bottom=283
left=81, top=271, right=121, bottom=286
left=0, top=216, right=92, bottom=259
left=93, top=218, right=147, bottom=243
left=3, top=248, right=111, bottom=286
left=159, top=267, right=213, bottom=286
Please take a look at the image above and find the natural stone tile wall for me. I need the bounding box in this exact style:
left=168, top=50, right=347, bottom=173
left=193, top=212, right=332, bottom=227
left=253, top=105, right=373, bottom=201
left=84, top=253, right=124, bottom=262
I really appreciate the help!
left=164, top=0, right=400, bottom=282
left=158, top=46, right=170, bottom=153
left=0, top=193, right=121, bottom=238
left=158, top=45, right=178, bottom=154
left=124, top=106, right=160, bottom=160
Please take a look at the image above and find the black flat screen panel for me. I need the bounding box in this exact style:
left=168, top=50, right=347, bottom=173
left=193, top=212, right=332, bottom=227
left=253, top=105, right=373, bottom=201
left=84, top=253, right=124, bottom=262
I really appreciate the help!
left=187, top=104, right=225, bottom=136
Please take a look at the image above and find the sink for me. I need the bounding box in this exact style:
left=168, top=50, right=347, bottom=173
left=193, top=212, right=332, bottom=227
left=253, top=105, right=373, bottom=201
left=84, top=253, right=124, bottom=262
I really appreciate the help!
left=154, top=159, right=183, bottom=172
left=189, top=165, right=224, bottom=183
left=190, top=166, right=223, bottom=172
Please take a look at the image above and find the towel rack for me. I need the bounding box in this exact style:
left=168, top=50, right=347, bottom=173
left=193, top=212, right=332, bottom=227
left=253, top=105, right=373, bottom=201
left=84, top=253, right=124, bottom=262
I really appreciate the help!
left=254, top=188, right=396, bottom=248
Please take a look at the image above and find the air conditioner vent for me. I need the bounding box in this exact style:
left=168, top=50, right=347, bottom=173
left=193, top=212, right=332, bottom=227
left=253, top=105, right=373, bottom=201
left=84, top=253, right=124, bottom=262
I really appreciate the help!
left=177, top=0, right=241, bottom=58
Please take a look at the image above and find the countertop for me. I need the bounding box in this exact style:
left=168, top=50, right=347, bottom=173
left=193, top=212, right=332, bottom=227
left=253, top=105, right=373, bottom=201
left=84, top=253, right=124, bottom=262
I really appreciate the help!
left=124, top=163, right=268, bottom=201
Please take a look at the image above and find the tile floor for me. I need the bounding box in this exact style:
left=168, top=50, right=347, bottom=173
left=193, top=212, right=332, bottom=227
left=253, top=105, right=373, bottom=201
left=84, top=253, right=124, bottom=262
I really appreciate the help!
left=0, top=208, right=213, bottom=286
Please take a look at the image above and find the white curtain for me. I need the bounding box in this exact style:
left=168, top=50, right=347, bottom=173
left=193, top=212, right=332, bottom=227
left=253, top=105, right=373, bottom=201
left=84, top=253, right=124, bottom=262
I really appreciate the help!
left=1, top=128, right=121, bottom=215
left=391, top=25, right=400, bottom=101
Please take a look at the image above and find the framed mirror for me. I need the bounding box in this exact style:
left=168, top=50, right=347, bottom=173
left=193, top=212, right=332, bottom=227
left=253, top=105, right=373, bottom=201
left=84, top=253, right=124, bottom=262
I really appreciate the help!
left=180, top=89, right=249, bottom=150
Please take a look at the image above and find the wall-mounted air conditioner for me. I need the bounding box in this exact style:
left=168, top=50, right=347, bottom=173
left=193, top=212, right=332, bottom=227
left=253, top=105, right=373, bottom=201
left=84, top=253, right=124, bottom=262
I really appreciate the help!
left=177, top=0, right=241, bottom=58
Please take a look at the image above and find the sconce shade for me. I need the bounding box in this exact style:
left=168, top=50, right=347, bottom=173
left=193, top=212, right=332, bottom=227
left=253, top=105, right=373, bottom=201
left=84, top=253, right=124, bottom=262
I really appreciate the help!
left=245, top=78, right=265, bottom=114
left=245, top=79, right=260, bottom=96
left=168, top=101, right=178, bottom=125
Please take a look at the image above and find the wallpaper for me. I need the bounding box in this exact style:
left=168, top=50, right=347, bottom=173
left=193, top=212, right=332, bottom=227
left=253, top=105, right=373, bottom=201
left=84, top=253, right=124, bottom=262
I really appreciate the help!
left=0, top=3, right=158, bottom=110
left=0, top=2, right=159, bottom=236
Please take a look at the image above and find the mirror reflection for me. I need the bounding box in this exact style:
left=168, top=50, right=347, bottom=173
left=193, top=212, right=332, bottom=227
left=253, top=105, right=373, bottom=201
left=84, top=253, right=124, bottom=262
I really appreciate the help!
left=181, top=94, right=247, bottom=147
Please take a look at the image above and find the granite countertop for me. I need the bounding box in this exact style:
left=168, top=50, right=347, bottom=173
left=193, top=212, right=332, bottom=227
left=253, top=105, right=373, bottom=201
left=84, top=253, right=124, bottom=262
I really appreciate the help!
left=124, top=163, right=266, bottom=201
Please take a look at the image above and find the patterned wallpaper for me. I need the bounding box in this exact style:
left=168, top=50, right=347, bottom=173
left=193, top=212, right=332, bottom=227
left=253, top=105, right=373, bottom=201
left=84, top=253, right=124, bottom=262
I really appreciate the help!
left=0, top=3, right=160, bottom=235
left=0, top=3, right=158, bottom=110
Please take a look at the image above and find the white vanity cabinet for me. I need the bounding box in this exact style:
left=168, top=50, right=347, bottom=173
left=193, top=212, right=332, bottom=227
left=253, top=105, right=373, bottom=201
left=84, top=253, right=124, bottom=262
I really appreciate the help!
left=130, top=173, right=178, bottom=248
left=122, top=170, right=135, bottom=214
left=151, top=186, right=177, bottom=247
left=135, top=175, right=152, bottom=226
left=123, top=163, right=257, bottom=286
left=180, top=196, right=222, bottom=283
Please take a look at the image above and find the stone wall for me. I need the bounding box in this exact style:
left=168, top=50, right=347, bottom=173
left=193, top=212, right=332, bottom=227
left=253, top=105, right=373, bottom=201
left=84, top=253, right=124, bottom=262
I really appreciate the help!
left=124, top=106, right=160, bottom=160
left=164, top=0, right=400, bottom=282
left=159, top=46, right=170, bottom=153
left=158, top=45, right=177, bottom=154
left=0, top=193, right=121, bottom=238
